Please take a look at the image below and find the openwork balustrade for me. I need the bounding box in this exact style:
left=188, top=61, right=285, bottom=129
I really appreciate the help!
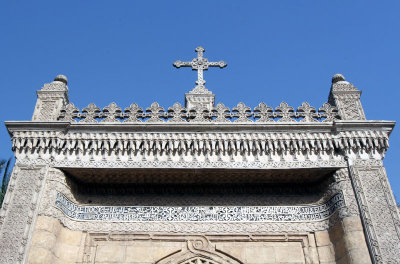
left=58, top=101, right=340, bottom=123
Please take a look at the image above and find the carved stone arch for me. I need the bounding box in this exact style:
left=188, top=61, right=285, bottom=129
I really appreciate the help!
left=155, top=237, right=242, bottom=264
left=181, top=256, right=221, bottom=264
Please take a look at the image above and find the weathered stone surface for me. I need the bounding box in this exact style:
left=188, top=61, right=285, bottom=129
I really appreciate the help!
left=57, top=227, right=82, bottom=246
left=275, top=244, right=305, bottom=263
left=215, top=244, right=246, bottom=262
left=244, top=246, right=276, bottom=263
left=30, top=230, right=57, bottom=249
left=348, top=248, right=373, bottom=264
left=342, top=216, right=363, bottom=232
left=317, top=245, right=336, bottom=263
left=27, top=247, right=54, bottom=264
left=315, top=230, right=332, bottom=247
left=53, top=243, right=80, bottom=262
left=95, top=245, right=125, bottom=263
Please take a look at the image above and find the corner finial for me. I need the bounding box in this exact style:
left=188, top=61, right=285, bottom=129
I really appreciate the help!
left=332, top=73, right=345, bottom=84
left=32, top=75, right=70, bottom=121
left=54, top=74, right=68, bottom=84
left=328, top=73, right=366, bottom=120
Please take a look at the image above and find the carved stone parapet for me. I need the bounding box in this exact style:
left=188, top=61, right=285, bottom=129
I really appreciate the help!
left=328, top=74, right=366, bottom=120
left=59, top=101, right=340, bottom=123
left=32, top=75, right=69, bottom=121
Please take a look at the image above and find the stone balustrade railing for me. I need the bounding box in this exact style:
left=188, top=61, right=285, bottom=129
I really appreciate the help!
left=58, top=101, right=340, bottom=123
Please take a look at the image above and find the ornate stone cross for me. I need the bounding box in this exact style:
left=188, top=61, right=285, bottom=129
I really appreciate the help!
left=174, top=46, right=227, bottom=94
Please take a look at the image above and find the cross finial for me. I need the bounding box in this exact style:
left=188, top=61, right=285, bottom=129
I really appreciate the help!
left=174, top=46, right=227, bottom=94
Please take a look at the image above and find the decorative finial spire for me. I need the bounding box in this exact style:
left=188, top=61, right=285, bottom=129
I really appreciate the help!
left=173, top=46, right=227, bottom=94
left=54, top=74, right=68, bottom=84
left=332, top=73, right=345, bottom=84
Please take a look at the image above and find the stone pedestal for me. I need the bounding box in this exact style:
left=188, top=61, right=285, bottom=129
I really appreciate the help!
left=185, top=92, right=215, bottom=110
left=32, top=75, right=69, bottom=121
left=328, top=74, right=366, bottom=120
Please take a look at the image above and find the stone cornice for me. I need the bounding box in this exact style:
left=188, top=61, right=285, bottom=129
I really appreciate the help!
left=5, top=120, right=395, bottom=133
left=5, top=120, right=394, bottom=170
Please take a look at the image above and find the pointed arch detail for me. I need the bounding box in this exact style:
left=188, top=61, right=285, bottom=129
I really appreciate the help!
left=155, top=237, right=242, bottom=264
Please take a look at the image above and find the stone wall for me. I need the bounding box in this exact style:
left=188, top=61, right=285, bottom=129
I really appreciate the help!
left=27, top=216, right=84, bottom=264
left=27, top=215, right=372, bottom=264
left=28, top=215, right=311, bottom=263
left=316, top=216, right=371, bottom=264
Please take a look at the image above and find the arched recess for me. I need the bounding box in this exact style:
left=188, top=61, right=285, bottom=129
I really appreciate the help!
left=155, top=237, right=242, bottom=264
left=181, top=256, right=221, bottom=264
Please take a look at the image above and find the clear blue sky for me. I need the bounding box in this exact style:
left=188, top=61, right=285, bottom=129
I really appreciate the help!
left=0, top=1, right=399, bottom=198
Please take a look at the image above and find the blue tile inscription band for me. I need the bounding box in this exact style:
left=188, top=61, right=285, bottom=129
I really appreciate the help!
left=55, top=192, right=344, bottom=222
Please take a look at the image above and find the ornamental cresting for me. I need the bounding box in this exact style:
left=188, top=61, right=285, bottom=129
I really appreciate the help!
left=58, top=101, right=339, bottom=123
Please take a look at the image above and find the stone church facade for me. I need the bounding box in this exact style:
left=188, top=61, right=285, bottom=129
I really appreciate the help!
left=0, top=47, right=399, bottom=263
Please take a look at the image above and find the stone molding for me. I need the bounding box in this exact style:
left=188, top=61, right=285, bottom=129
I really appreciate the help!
left=155, top=237, right=241, bottom=264
left=83, top=233, right=317, bottom=264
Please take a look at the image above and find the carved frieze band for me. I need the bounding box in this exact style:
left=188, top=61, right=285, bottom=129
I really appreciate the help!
left=18, top=158, right=347, bottom=170
left=36, top=169, right=344, bottom=234
left=11, top=130, right=389, bottom=169
left=11, top=130, right=389, bottom=155
left=55, top=192, right=344, bottom=223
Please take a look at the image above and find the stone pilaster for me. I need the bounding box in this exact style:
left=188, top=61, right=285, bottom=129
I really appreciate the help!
left=0, top=164, right=48, bottom=264
left=347, top=158, right=400, bottom=263
left=325, top=169, right=372, bottom=263
left=328, top=74, right=366, bottom=120
left=32, top=75, right=69, bottom=121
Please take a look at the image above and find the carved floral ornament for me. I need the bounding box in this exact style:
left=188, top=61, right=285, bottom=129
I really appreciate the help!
left=58, top=101, right=340, bottom=123
left=10, top=129, right=390, bottom=158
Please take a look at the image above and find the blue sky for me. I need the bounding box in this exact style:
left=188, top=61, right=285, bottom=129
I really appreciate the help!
left=0, top=1, right=399, bottom=198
